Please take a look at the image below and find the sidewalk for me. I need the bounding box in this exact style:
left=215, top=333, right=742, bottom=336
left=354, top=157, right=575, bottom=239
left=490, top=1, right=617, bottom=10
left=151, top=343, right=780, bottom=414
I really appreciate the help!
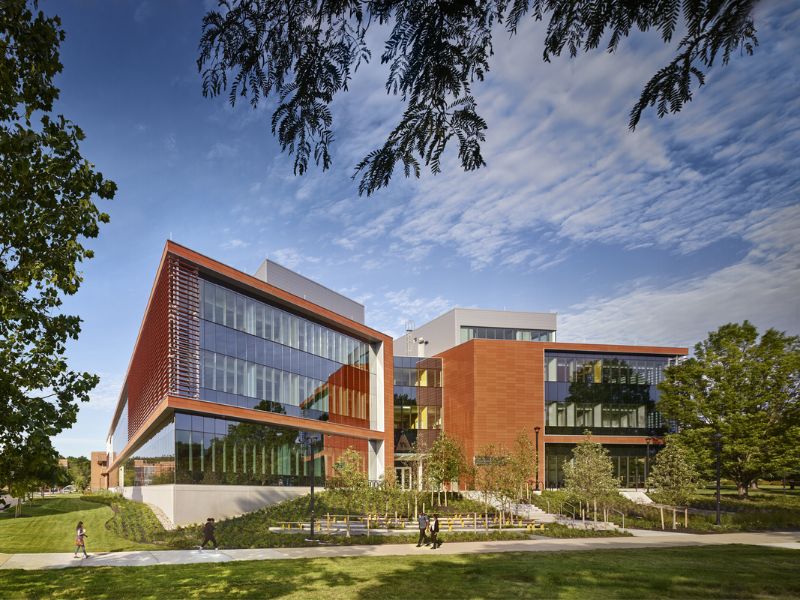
left=0, top=531, right=797, bottom=571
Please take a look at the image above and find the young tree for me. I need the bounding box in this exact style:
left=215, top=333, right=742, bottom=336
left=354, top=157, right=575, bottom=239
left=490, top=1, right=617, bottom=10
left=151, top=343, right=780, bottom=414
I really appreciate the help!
left=0, top=1, right=116, bottom=457
left=658, top=322, right=800, bottom=498
left=647, top=437, right=699, bottom=506
left=474, top=443, right=505, bottom=511
left=508, top=431, right=536, bottom=503
left=328, top=447, right=369, bottom=536
left=563, top=431, right=619, bottom=505
left=425, top=433, right=466, bottom=506
left=199, top=0, right=762, bottom=194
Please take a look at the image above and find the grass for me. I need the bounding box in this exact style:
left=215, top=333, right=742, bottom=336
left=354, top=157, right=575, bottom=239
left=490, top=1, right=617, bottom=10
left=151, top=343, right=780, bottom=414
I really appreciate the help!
left=530, top=488, right=800, bottom=533
left=0, top=491, right=624, bottom=554
left=0, top=496, right=159, bottom=553
left=0, top=545, right=798, bottom=599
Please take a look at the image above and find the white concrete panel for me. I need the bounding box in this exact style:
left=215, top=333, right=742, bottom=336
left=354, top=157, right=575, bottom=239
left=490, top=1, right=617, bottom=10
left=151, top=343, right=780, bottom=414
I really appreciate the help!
left=123, top=485, right=175, bottom=525
left=254, top=259, right=364, bottom=323
left=172, top=485, right=314, bottom=525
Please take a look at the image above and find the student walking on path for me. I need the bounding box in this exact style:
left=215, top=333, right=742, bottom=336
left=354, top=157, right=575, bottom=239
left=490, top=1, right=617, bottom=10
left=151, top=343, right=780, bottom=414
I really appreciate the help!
left=199, top=517, right=218, bottom=551
left=430, top=514, right=441, bottom=549
left=416, top=512, right=430, bottom=547
left=73, top=521, right=89, bottom=559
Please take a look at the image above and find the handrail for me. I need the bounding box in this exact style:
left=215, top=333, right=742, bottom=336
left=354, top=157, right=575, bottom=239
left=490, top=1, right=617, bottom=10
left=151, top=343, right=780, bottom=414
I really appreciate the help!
left=609, top=508, right=625, bottom=530
left=560, top=501, right=577, bottom=520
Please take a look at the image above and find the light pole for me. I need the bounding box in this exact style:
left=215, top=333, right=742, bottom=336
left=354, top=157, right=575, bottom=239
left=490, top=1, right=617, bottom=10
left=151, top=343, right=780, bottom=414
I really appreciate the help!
left=297, top=431, right=322, bottom=539
left=714, top=432, right=722, bottom=526
left=534, top=426, right=541, bottom=491
left=645, top=437, right=653, bottom=492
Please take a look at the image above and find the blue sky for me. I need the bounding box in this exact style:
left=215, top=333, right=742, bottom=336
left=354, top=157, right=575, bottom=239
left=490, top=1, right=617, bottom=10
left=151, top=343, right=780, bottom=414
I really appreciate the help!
left=47, top=1, right=799, bottom=456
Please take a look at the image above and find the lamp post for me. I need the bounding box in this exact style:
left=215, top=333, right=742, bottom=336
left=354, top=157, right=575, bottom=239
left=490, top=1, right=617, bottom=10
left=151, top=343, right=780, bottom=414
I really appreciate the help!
left=534, top=426, right=541, bottom=491
left=297, top=432, right=322, bottom=539
left=714, top=432, right=723, bottom=526
left=645, top=437, right=653, bottom=492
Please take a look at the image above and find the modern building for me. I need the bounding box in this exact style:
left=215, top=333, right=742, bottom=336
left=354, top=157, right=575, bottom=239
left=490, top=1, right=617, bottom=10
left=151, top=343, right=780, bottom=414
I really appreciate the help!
left=392, top=311, right=685, bottom=490
left=102, top=242, right=392, bottom=525
left=101, top=242, right=686, bottom=524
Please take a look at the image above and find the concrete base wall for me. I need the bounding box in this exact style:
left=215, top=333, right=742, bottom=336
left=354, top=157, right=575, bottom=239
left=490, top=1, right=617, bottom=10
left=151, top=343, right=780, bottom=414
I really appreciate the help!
left=122, top=484, right=316, bottom=526
left=122, top=485, right=175, bottom=524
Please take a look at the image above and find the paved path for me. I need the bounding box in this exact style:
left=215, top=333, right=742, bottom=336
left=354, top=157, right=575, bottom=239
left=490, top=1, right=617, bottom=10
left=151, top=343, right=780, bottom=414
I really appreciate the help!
left=0, top=531, right=797, bottom=571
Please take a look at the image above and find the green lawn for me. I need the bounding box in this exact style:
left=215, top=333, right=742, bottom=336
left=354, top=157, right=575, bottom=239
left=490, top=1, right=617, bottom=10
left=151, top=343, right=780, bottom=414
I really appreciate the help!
left=0, top=545, right=798, bottom=599
left=0, top=496, right=158, bottom=553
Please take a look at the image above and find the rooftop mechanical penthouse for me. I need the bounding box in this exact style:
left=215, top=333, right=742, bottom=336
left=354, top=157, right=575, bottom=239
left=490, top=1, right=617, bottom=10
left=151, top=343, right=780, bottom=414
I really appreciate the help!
left=101, top=242, right=687, bottom=525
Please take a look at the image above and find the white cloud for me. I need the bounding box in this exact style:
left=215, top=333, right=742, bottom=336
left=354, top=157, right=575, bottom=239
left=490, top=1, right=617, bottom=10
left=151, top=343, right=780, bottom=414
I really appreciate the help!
left=206, top=142, right=238, bottom=160
left=270, top=247, right=321, bottom=270
left=222, top=239, right=249, bottom=250
left=321, top=4, right=798, bottom=274
left=367, top=288, right=453, bottom=338
left=558, top=204, right=800, bottom=347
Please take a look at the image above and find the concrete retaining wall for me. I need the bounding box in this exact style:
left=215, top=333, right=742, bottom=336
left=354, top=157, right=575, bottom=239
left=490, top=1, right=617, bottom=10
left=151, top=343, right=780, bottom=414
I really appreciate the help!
left=122, top=484, right=318, bottom=526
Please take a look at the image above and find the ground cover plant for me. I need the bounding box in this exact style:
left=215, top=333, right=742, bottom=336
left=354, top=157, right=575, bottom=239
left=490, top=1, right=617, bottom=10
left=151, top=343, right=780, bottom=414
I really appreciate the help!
left=0, top=496, right=158, bottom=553
left=0, top=490, right=625, bottom=553
left=531, top=486, right=800, bottom=533
left=1, top=545, right=798, bottom=599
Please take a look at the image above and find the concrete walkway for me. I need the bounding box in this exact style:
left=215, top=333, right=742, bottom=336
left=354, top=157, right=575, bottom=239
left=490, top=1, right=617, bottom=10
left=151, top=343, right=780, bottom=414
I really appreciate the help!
left=0, top=531, right=797, bottom=571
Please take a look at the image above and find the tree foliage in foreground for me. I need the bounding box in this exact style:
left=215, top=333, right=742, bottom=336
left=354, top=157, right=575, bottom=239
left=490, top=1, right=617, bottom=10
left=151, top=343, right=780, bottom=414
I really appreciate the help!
left=425, top=432, right=466, bottom=506
left=0, top=0, right=115, bottom=478
left=198, top=0, right=760, bottom=194
left=328, top=447, right=369, bottom=535
left=647, top=437, right=699, bottom=506
left=658, top=321, right=800, bottom=498
left=563, top=431, right=619, bottom=504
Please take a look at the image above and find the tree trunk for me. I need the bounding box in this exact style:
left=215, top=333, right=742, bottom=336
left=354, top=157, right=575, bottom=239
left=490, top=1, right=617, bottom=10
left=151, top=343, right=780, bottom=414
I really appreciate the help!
left=737, top=482, right=749, bottom=498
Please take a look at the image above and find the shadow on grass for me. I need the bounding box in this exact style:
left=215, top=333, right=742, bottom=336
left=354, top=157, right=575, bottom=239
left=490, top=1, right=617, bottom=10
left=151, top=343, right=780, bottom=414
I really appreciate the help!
left=0, top=545, right=799, bottom=599
left=0, top=498, right=105, bottom=521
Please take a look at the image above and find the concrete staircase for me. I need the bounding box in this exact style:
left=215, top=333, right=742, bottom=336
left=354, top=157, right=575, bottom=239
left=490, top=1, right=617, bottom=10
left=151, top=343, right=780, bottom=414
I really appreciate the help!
left=619, top=490, right=654, bottom=505
left=461, top=491, right=558, bottom=523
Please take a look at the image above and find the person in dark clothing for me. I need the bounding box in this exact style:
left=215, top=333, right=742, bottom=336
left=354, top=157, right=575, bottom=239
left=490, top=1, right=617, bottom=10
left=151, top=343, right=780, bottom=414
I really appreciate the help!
left=415, top=512, right=430, bottom=547
left=199, top=517, right=217, bottom=550
left=430, top=514, right=441, bottom=549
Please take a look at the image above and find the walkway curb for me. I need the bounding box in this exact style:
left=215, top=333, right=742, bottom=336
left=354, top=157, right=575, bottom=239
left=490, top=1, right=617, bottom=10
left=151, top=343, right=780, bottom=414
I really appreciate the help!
left=0, top=532, right=797, bottom=571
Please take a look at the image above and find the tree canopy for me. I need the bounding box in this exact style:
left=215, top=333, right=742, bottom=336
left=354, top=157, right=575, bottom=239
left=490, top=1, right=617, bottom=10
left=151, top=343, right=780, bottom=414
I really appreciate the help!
left=198, top=0, right=760, bottom=195
left=658, top=321, right=800, bottom=497
left=0, top=0, right=115, bottom=480
left=563, top=431, right=619, bottom=503
left=647, top=436, right=699, bottom=506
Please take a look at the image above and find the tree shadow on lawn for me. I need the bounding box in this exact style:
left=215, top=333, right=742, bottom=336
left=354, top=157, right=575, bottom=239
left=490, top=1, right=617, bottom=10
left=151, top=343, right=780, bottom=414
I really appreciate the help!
left=352, top=546, right=800, bottom=600
left=1, top=545, right=799, bottom=599
left=0, top=497, right=105, bottom=520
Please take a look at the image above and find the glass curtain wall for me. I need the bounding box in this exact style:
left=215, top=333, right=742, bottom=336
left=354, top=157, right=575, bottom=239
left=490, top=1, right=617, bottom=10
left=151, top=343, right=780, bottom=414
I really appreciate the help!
left=118, top=411, right=370, bottom=487
left=393, top=356, right=442, bottom=454
left=111, top=397, right=129, bottom=463
left=199, top=279, right=376, bottom=428
left=544, top=352, right=670, bottom=435
left=174, top=412, right=367, bottom=486
left=460, top=326, right=554, bottom=343
left=120, top=418, right=175, bottom=486
left=545, top=444, right=649, bottom=489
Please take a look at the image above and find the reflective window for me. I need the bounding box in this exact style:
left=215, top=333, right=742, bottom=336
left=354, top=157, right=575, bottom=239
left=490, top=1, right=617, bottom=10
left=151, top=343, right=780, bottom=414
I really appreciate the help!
left=200, top=279, right=376, bottom=427
left=461, top=326, right=554, bottom=343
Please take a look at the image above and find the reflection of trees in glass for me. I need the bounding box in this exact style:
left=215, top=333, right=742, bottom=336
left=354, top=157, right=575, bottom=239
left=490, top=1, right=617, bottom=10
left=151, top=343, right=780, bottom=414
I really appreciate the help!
left=176, top=417, right=325, bottom=487
left=560, top=358, right=662, bottom=433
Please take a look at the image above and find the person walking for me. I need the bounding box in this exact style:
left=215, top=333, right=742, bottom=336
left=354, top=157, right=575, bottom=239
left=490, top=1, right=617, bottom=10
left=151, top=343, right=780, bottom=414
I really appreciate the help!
left=198, top=517, right=218, bottom=550
left=73, top=521, right=89, bottom=559
left=416, top=511, right=430, bottom=547
left=430, top=514, right=441, bottom=549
